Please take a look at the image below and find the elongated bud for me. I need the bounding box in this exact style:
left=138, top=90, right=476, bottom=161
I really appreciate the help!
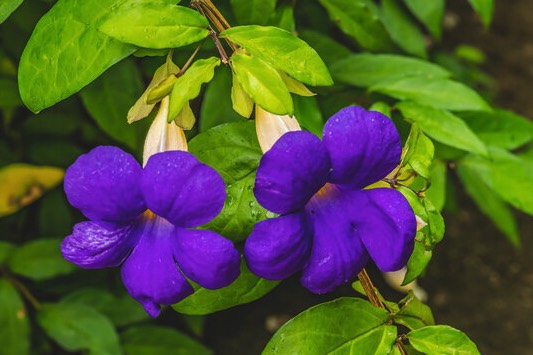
left=143, top=96, right=188, bottom=166
left=255, top=106, right=301, bottom=153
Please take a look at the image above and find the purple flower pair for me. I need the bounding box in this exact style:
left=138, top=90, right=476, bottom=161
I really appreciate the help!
left=244, top=106, right=417, bottom=293
left=61, top=147, right=240, bottom=317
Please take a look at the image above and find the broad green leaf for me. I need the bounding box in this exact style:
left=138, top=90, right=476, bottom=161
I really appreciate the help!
left=319, top=0, right=394, bottom=52
left=0, top=78, right=22, bottom=107
left=278, top=71, right=315, bottom=97
left=397, top=102, right=487, bottom=156
left=369, top=101, right=392, bottom=117
left=381, top=0, right=427, bottom=58
left=230, top=0, right=276, bottom=25
left=80, top=58, right=146, bottom=149
left=394, top=291, right=435, bottom=331
left=37, top=302, right=121, bottom=355
left=62, top=288, right=148, bottom=327
left=0, top=164, right=64, bottom=217
left=425, top=160, right=447, bottom=211
left=221, top=26, right=333, bottom=86
left=18, top=0, right=137, bottom=113
left=263, top=298, right=394, bottom=354
left=467, top=0, right=494, bottom=28
left=403, top=0, right=444, bottom=40
left=269, top=4, right=295, bottom=32
left=121, top=325, right=212, bottom=355
left=189, top=121, right=266, bottom=241
left=458, top=156, right=520, bottom=246
left=330, top=54, right=449, bottom=88
left=231, top=52, right=293, bottom=115
left=99, top=2, right=209, bottom=49
left=298, top=29, right=352, bottom=66
left=25, top=139, right=84, bottom=167
left=0, top=242, right=16, bottom=265
left=38, top=188, right=73, bottom=236
left=173, top=261, right=278, bottom=315
left=0, top=0, right=23, bottom=24
left=231, top=74, right=254, bottom=118
left=293, top=96, right=324, bottom=137
left=146, top=74, right=177, bottom=104
left=461, top=148, right=533, bottom=216
left=173, top=102, right=196, bottom=130
left=8, top=239, right=75, bottom=280
left=404, top=241, right=432, bottom=284
left=374, top=78, right=491, bottom=112
left=168, top=57, right=220, bottom=121
left=402, top=124, right=434, bottom=179
left=408, top=325, right=480, bottom=354
left=0, top=279, right=30, bottom=355
left=200, top=66, right=243, bottom=131
left=460, top=109, right=533, bottom=150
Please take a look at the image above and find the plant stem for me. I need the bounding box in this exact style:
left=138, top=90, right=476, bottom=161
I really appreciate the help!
left=357, top=268, right=385, bottom=309
left=0, top=267, right=42, bottom=310
left=191, top=0, right=238, bottom=52
left=176, top=40, right=205, bottom=77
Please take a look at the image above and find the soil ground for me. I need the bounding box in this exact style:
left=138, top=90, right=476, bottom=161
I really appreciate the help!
left=204, top=2, right=533, bottom=354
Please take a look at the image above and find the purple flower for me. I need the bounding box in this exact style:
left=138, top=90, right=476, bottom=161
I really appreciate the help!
left=61, top=146, right=241, bottom=317
left=244, top=106, right=417, bottom=293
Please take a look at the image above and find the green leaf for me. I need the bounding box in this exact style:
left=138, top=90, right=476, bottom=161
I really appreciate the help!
left=231, top=52, right=293, bottom=115
left=404, top=241, right=432, bottom=284
left=189, top=121, right=267, bottom=241
left=25, top=139, right=84, bottom=167
left=393, top=291, right=435, bottom=331
left=0, top=164, right=64, bottom=217
left=425, top=160, right=447, bottom=212
left=397, top=102, right=487, bottom=156
left=460, top=148, right=533, bottom=216
left=460, top=109, right=533, bottom=150
left=173, top=261, right=278, bottom=315
left=231, top=74, right=254, bottom=118
left=402, top=124, right=434, bottom=179
left=467, top=0, right=494, bottom=28
left=80, top=58, right=146, bottom=149
left=38, top=188, right=73, bottom=237
left=99, top=2, right=209, bottom=49
left=0, top=242, right=16, bottom=265
left=62, top=288, right=148, bottom=327
left=8, top=239, right=75, bottom=281
left=37, top=302, right=121, bottom=355
left=221, top=25, right=333, bottom=86
left=269, top=4, right=295, bottom=32
left=0, top=78, right=22, bottom=107
left=330, top=53, right=449, bottom=88
left=278, top=71, right=315, bottom=97
left=263, top=298, right=395, bottom=354
left=403, top=0, right=444, bottom=40
left=380, top=0, right=427, bottom=58
left=298, top=29, right=352, bottom=66
left=293, top=96, right=324, bottom=137
left=0, top=279, right=30, bottom=355
left=173, top=102, right=196, bottom=130
left=408, top=325, right=480, bottom=354
left=18, top=0, right=137, bottom=113
left=200, top=66, right=244, bottom=131
left=168, top=57, right=221, bottom=121
left=318, top=0, right=394, bottom=52
left=369, top=101, right=392, bottom=117
left=230, top=0, right=276, bottom=25
left=373, top=78, right=491, bottom=112
left=458, top=156, right=520, bottom=246
left=121, top=325, right=212, bottom=355
left=0, top=0, right=23, bottom=24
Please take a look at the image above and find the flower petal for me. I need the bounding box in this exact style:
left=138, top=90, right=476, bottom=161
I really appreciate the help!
left=244, top=212, right=312, bottom=280
left=120, top=217, right=193, bottom=317
left=61, top=221, right=138, bottom=269
left=64, top=146, right=146, bottom=223
left=141, top=151, right=226, bottom=228
left=255, top=131, right=330, bottom=214
left=301, top=186, right=369, bottom=293
left=323, top=106, right=402, bottom=189
left=175, top=229, right=240, bottom=289
left=353, top=188, right=417, bottom=272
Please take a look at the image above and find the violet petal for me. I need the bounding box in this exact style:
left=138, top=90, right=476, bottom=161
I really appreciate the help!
left=244, top=212, right=312, bottom=280
left=64, top=146, right=146, bottom=222
left=323, top=106, right=401, bottom=189
left=175, top=229, right=240, bottom=289
left=255, top=131, right=330, bottom=214
left=141, top=151, right=226, bottom=228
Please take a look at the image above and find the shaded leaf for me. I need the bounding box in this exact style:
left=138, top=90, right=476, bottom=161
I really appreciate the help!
left=0, top=242, right=16, bottom=265
left=0, top=78, right=22, bottom=107
left=18, top=0, right=136, bottom=113
left=230, top=0, right=276, bottom=25
left=38, top=188, right=73, bottom=237
left=0, top=279, right=30, bottom=355
left=0, top=164, right=64, bottom=217
left=467, top=0, right=494, bottom=28
left=402, top=124, right=434, bottom=180
left=403, top=0, right=444, bottom=40
left=404, top=241, right=432, bottom=284
left=0, top=0, right=24, bottom=24
left=298, top=29, right=352, bottom=66
left=394, top=291, right=435, bottom=330
left=408, top=325, right=480, bottom=354
left=293, top=95, right=324, bottom=137
left=425, top=160, right=447, bottom=212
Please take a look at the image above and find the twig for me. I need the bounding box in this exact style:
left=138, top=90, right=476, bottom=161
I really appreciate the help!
left=357, top=268, right=385, bottom=309
left=0, top=267, right=41, bottom=310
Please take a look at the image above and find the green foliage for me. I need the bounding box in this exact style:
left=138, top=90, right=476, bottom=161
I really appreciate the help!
left=230, top=0, right=276, bottom=25
left=0, top=0, right=23, bottom=25
left=407, top=325, right=481, bottom=354
left=0, top=279, right=30, bottom=355
left=467, top=0, right=494, bottom=28
left=403, top=0, right=445, bottom=40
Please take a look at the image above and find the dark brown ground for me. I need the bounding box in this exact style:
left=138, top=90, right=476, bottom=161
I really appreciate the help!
left=204, top=3, right=533, bottom=354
